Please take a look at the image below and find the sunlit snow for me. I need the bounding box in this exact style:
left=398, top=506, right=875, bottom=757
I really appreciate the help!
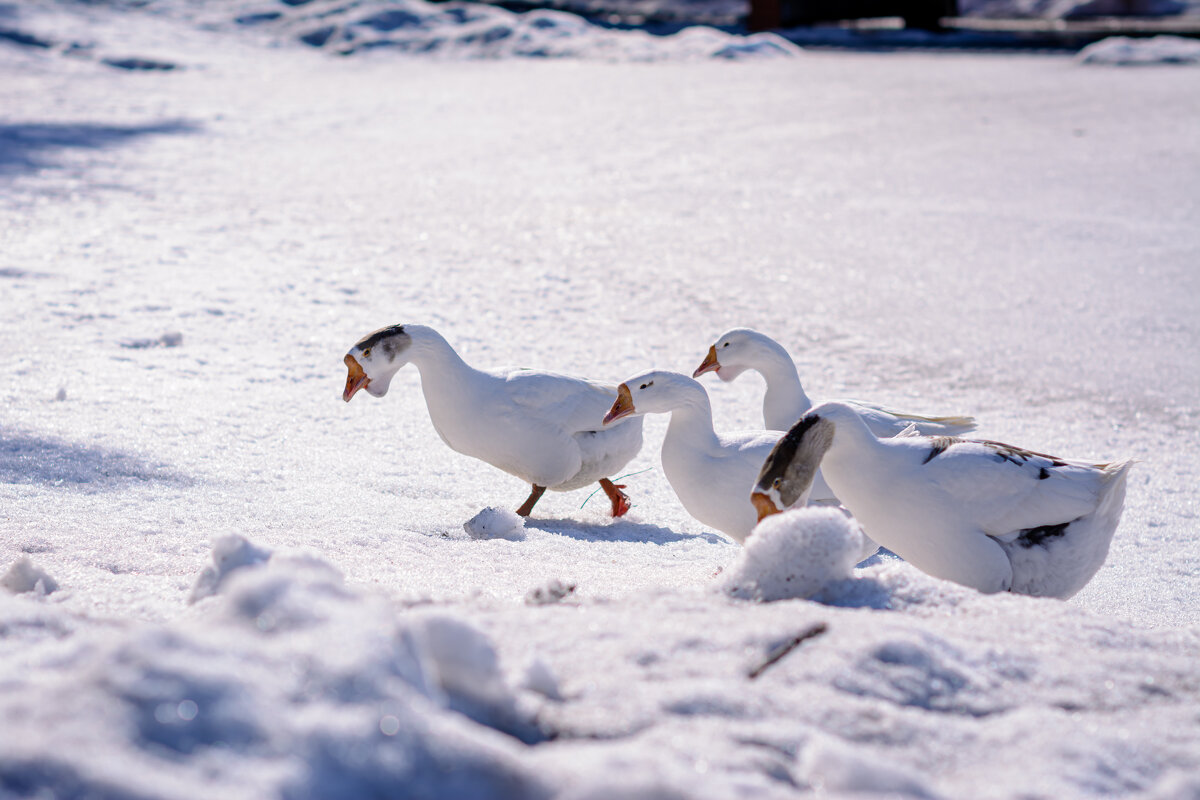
left=2, top=0, right=1199, bottom=798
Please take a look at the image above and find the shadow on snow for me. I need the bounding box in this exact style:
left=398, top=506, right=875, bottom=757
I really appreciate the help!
left=0, top=119, right=202, bottom=177
left=526, top=517, right=727, bottom=546
left=0, top=428, right=187, bottom=490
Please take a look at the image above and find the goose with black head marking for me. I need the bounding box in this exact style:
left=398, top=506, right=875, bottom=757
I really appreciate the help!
left=343, top=324, right=643, bottom=517
left=752, top=401, right=1134, bottom=598
left=694, top=327, right=976, bottom=437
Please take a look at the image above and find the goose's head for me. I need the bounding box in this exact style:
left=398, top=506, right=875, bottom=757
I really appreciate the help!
left=693, top=328, right=771, bottom=383
left=751, top=411, right=836, bottom=521
left=343, top=324, right=413, bottom=402
left=603, top=370, right=696, bottom=425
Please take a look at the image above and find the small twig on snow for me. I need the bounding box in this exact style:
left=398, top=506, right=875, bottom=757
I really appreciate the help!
left=747, top=622, right=828, bottom=680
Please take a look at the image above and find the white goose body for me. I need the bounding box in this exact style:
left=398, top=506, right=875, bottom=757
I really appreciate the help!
left=695, top=328, right=976, bottom=437
left=343, top=325, right=643, bottom=515
left=755, top=402, right=1133, bottom=598
left=604, top=370, right=788, bottom=543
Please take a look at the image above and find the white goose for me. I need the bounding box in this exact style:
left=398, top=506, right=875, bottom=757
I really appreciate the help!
left=752, top=401, right=1134, bottom=598
left=343, top=324, right=643, bottom=517
left=602, top=370, right=792, bottom=543
left=694, top=328, right=976, bottom=437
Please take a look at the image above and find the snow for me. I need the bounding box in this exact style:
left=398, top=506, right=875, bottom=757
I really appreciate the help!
left=721, top=508, right=863, bottom=602
left=2, top=0, right=1200, bottom=798
left=465, top=506, right=529, bottom=540
left=1076, top=35, right=1200, bottom=65
left=187, top=534, right=272, bottom=604
left=0, top=556, right=59, bottom=595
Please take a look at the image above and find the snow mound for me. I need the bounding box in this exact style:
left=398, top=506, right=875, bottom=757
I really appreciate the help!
left=0, top=551, right=548, bottom=799
left=0, top=557, right=59, bottom=596
left=270, top=0, right=801, bottom=61
left=1076, top=35, right=1200, bottom=65
left=465, top=507, right=527, bottom=541
left=801, top=736, right=939, bottom=798
left=722, top=508, right=863, bottom=602
left=187, top=534, right=272, bottom=604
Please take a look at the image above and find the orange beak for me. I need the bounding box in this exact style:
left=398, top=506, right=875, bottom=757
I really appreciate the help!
left=343, top=354, right=370, bottom=402
left=603, top=384, right=635, bottom=425
left=693, top=345, right=720, bottom=378
left=751, top=491, right=782, bottom=523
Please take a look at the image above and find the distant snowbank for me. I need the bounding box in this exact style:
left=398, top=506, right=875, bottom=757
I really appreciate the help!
left=1076, top=34, right=1200, bottom=64
left=1, top=0, right=800, bottom=64
left=259, top=0, right=801, bottom=60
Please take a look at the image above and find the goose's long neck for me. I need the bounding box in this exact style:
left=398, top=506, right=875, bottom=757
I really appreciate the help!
left=406, top=328, right=486, bottom=406
left=663, top=384, right=721, bottom=452
left=822, top=408, right=888, bottom=482
left=753, top=340, right=813, bottom=424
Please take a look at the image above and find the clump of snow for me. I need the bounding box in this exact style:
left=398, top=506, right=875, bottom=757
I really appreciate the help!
left=465, top=507, right=527, bottom=541
left=722, top=508, right=863, bottom=602
left=1076, top=35, right=1200, bottom=66
left=0, top=557, right=59, bottom=596
left=525, top=578, right=576, bottom=605
left=188, top=534, right=272, bottom=605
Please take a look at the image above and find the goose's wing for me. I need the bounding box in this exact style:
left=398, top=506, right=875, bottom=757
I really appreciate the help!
left=919, top=438, right=1105, bottom=537
left=495, top=367, right=621, bottom=434
left=842, top=399, right=977, bottom=438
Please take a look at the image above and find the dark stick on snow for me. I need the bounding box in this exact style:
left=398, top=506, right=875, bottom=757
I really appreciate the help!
left=747, top=622, right=828, bottom=680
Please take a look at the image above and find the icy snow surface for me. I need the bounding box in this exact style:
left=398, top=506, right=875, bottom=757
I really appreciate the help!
left=2, top=1, right=1200, bottom=798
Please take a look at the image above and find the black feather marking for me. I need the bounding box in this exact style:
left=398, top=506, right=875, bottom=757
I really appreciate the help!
left=922, top=437, right=959, bottom=464
left=758, top=413, right=821, bottom=488
left=1038, top=467, right=1050, bottom=480
left=355, top=324, right=406, bottom=352
left=979, top=440, right=1069, bottom=468
left=1016, top=520, right=1071, bottom=548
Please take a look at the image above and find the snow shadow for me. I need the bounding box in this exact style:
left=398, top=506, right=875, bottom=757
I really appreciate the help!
left=815, top=576, right=895, bottom=610
left=527, top=518, right=726, bottom=545
left=0, top=429, right=186, bottom=490
left=0, top=120, right=202, bottom=177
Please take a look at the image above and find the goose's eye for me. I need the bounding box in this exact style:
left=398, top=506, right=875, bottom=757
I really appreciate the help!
left=722, top=342, right=730, bottom=347
left=772, top=477, right=781, bottom=489
left=362, top=348, right=372, bottom=359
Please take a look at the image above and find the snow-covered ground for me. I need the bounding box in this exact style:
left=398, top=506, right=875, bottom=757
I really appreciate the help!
left=3, top=2, right=1200, bottom=797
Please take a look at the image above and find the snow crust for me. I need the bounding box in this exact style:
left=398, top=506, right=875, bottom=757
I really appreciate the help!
left=2, top=2, right=1200, bottom=798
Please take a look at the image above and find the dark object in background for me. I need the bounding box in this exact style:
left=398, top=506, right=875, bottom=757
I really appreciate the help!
left=749, top=0, right=958, bottom=30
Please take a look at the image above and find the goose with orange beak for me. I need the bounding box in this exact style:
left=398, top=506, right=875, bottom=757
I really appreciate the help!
left=752, top=401, right=1134, bottom=598
left=603, top=369, right=789, bottom=543
left=695, top=328, right=976, bottom=437
left=343, top=324, right=643, bottom=518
